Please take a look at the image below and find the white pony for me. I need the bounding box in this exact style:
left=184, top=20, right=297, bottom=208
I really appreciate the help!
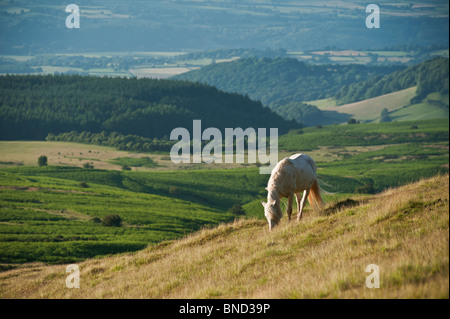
left=261, top=153, right=324, bottom=231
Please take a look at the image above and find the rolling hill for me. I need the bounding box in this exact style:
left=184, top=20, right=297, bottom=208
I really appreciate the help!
left=0, top=174, right=447, bottom=298
left=172, top=57, right=401, bottom=108
left=173, top=57, right=449, bottom=125
left=0, top=74, right=297, bottom=141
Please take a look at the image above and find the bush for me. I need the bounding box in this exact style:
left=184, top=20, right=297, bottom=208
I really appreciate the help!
left=38, top=155, right=48, bottom=166
left=79, top=182, right=89, bottom=188
left=228, top=204, right=245, bottom=215
left=102, top=214, right=122, bottom=227
left=379, top=108, right=391, bottom=123
left=347, top=118, right=360, bottom=125
left=83, top=162, right=94, bottom=169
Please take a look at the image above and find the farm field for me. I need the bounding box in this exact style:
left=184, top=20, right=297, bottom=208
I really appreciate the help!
left=2, top=47, right=448, bottom=79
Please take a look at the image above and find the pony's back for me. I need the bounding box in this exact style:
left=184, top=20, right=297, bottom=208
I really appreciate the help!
left=288, top=153, right=317, bottom=173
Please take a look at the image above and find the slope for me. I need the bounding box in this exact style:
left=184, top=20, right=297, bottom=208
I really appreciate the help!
left=1, top=174, right=447, bottom=298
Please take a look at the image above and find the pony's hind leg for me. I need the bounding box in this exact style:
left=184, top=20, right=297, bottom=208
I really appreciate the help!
left=296, top=189, right=310, bottom=221
left=286, top=194, right=293, bottom=222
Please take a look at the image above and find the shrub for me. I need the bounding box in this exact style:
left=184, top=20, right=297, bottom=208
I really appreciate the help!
left=83, top=162, right=94, bottom=169
left=102, top=214, right=122, bottom=227
left=228, top=204, right=245, bottom=215
left=379, top=108, right=391, bottom=123
left=38, top=155, right=48, bottom=166
left=79, top=182, right=89, bottom=188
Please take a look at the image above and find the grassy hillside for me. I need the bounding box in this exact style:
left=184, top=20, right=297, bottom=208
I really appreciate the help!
left=1, top=174, right=447, bottom=298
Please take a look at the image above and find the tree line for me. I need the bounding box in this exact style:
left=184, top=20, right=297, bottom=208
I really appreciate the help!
left=46, top=131, right=175, bottom=153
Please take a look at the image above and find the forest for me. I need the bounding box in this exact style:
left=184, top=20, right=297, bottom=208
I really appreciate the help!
left=0, top=75, right=297, bottom=141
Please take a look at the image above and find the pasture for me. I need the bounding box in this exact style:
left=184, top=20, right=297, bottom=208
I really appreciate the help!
left=0, top=141, right=152, bottom=170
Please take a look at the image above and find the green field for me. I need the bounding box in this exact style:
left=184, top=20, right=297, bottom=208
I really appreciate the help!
left=390, top=92, right=450, bottom=122
left=0, top=119, right=448, bottom=265
left=0, top=169, right=232, bottom=264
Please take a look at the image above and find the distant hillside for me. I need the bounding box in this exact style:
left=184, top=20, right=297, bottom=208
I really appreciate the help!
left=1, top=1, right=448, bottom=55
left=324, top=87, right=418, bottom=122
left=172, top=57, right=402, bottom=109
left=0, top=75, right=297, bottom=141
left=174, top=57, right=448, bottom=125
left=336, top=57, right=449, bottom=104
left=1, top=174, right=447, bottom=298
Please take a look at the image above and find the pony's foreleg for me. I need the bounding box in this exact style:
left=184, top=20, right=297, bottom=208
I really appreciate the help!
left=296, top=189, right=310, bottom=221
left=286, top=194, right=293, bottom=222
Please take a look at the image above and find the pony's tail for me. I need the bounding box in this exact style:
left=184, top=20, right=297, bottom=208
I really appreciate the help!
left=308, top=179, right=325, bottom=211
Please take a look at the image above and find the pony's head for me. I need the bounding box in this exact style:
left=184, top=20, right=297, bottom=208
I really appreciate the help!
left=261, top=200, right=282, bottom=231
